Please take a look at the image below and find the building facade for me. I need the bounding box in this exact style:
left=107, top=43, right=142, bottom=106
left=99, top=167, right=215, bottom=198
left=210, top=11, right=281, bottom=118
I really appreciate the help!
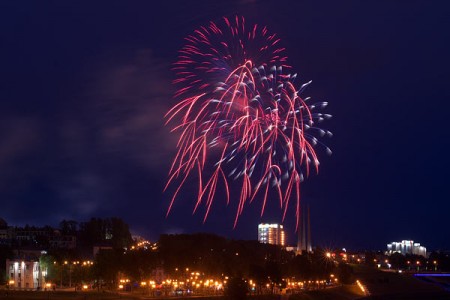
left=0, top=219, right=77, bottom=249
left=49, top=235, right=76, bottom=249
left=258, top=224, right=286, bottom=246
left=386, top=240, right=427, bottom=257
left=6, top=259, right=47, bottom=289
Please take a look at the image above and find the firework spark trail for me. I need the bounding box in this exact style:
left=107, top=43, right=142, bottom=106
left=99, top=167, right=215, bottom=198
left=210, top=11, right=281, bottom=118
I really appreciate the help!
left=165, top=16, right=331, bottom=228
left=172, top=16, right=289, bottom=99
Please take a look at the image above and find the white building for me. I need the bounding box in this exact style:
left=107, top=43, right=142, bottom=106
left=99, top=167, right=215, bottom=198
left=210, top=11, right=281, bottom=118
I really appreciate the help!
left=258, top=224, right=286, bottom=246
left=387, top=240, right=427, bottom=257
left=6, top=259, right=47, bottom=289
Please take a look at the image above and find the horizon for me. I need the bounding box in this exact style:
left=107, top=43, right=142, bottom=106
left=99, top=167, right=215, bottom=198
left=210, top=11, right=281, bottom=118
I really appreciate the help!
left=0, top=216, right=440, bottom=253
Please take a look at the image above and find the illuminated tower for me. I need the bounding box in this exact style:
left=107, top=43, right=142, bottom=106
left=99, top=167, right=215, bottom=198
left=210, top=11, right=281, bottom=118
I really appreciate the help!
left=258, top=224, right=286, bottom=246
left=297, top=204, right=312, bottom=254
left=307, top=205, right=312, bottom=252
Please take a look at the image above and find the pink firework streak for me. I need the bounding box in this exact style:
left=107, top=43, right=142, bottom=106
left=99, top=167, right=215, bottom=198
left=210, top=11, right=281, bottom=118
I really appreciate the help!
left=165, top=17, right=331, bottom=228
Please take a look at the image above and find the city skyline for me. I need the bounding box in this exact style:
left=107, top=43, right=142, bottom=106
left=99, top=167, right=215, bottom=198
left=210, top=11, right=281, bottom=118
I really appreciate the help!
left=0, top=1, right=449, bottom=250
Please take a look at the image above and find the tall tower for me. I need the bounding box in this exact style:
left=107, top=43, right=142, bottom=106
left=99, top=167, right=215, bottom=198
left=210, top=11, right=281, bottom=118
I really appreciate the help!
left=296, top=204, right=312, bottom=254
left=307, top=205, right=312, bottom=252
left=296, top=217, right=302, bottom=253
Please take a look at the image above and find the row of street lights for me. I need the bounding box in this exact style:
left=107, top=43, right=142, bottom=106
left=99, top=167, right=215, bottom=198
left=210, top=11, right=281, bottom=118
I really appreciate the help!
left=52, top=260, right=94, bottom=288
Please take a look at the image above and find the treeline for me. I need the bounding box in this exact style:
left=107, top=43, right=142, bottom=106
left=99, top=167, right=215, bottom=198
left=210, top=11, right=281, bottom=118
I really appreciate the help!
left=60, top=217, right=133, bottom=250
left=366, top=251, right=450, bottom=271
left=41, top=233, right=343, bottom=289
left=0, top=217, right=133, bottom=251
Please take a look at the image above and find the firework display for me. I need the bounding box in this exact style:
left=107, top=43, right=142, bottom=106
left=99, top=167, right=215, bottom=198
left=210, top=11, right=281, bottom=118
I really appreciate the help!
left=165, top=16, right=331, bottom=228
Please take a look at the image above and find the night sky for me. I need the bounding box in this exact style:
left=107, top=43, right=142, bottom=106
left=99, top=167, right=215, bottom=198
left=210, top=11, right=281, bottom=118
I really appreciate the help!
left=1, top=1, right=449, bottom=251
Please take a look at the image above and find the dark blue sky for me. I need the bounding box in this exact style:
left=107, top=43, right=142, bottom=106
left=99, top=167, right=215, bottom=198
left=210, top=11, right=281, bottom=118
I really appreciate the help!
left=1, top=1, right=449, bottom=251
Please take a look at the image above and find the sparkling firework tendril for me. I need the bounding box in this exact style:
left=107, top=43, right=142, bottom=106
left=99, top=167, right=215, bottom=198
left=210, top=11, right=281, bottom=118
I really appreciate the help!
left=165, top=17, right=331, bottom=228
left=172, top=16, right=289, bottom=98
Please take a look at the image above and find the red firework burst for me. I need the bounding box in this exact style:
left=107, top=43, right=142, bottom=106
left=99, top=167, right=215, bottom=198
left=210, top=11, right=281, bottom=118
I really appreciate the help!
left=166, top=17, right=331, bottom=228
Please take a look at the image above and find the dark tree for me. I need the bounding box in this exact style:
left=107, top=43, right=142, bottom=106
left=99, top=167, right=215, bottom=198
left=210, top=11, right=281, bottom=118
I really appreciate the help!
left=59, top=220, right=78, bottom=235
left=336, top=262, right=354, bottom=284
left=428, top=251, right=450, bottom=271
left=110, top=217, right=133, bottom=249
left=389, top=252, right=406, bottom=269
left=79, top=217, right=132, bottom=250
left=93, top=249, right=123, bottom=289
left=364, top=251, right=377, bottom=267
left=224, top=277, right=248, bottom=300
left=249, top=264, right=266, bottom=294
left=122, top=249, right=159, bottom=281
left=0, top=246, right=13, bottom=284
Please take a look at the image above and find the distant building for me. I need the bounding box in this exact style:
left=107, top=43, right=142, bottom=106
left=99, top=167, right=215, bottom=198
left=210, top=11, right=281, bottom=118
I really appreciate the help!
left=0, top=219, right=14, bottom=245
left=0, top=222, right=78, bottom=249
left=6, top=259, right=47, bottom=289
left=258, top=224, right=286, bottom=246
left=387, top=240, right=427, bottom=257
left=49, top=235, right=76, bottom=249
left=285, top=246, right=297, bottom=252
left=12, top=249, right=46, bottom=261
left=0, top=228, right=15, bottom=245
left=14, top=226, right=54, bottom=242
left=93, top=244, right=113, bottom=257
